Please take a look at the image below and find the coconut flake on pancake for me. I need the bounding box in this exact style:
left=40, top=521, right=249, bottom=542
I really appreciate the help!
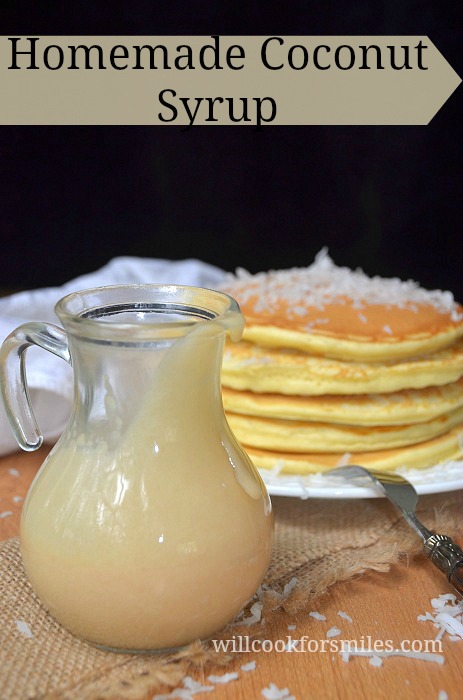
left=221, top=250, right=463, bottom=361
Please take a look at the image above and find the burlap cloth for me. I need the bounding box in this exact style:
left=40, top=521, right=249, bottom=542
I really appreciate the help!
left=1, top=491, right=462, bottom=700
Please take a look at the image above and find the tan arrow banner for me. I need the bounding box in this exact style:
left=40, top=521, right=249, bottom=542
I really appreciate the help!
left=0, top=36, right=460, bottom=125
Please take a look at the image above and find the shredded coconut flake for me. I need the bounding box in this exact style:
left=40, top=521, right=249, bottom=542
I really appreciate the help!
left=309, top=611, right=326, bottom=621
left=435, top=612, right=463, bottom=638
left=287, top=625, right=296, bottom=630
left=293, top=305, right=307, bottom=316
left=182, top=677, right=214, bottom=693
left=222, top=249, right=463, bottom=319
left=153, top=676, right=214, bottom=699
left=335, top=452, right=352, bottom=467
left=270, top=459, right=285, bottom=478
left=261, top=682, right=296, bottom=699
left=8, top=468, right=20, bottom=477
left=285, top=638, right=300, bottom=652
left=418, top=593, right=463, bottom=641
left=337, top=611, right=353, bottom=623
left=240, top=601, right=264, bottom=626
left=207, top=672, right=238, bottom=684
left=327, top=626, right=342, bottom=638
left=295, top=477, right=311, bottom=500
left=241, top=660, right=256, bottom=672
left=340, top=645, right=444, bottom=665
left=0, top=511, right=13, bottom=519
left=15, top=620, right=33, bottom=638
left=12, top=496, right=23, bottom=503
left=438, top=691, right=449, bottom=700
left=282, top=577, right=298, bottom=597
left=369, top=655, right=383, bottom=667
left=235, top=578, right=299, bottom=627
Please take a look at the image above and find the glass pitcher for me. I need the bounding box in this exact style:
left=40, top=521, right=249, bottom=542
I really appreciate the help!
left=0, top=284, right=273, bottom=652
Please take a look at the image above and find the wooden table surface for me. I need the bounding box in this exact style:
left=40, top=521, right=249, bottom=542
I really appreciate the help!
left=1, top=446, right=461, bottom=700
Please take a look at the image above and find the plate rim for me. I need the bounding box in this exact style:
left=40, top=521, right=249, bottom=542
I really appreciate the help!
left=259, top=463, right=463, bottom=499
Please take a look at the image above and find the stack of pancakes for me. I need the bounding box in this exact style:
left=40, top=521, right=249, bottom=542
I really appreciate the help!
left=220, top=250, right=463, bottom=474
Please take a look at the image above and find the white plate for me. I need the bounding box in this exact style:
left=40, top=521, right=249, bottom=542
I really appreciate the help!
left=259, top=461, right=463, bottom=499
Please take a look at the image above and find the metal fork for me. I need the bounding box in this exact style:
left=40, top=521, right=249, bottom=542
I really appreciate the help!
left=328, top=465, right=463, bottom=596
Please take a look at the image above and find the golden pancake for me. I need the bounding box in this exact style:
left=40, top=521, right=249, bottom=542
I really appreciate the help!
left=226, top=406, right=463, bottom=453
left=222, top=379, right=463, bottom=425
left=222, top=340, right=463, bottom=395
left=221, top=251, right=463, bottom=361
left=242, top=425, right=463, bottom=474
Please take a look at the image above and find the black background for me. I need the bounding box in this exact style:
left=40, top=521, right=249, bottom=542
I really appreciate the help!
left=1, top=2, right=462, bottom=298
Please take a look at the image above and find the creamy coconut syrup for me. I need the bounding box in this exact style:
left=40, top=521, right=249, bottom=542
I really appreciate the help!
left=20, top=311, right=273, bottom=651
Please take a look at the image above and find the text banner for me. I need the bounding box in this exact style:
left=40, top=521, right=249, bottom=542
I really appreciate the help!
left=0, top=36, right=460, bottom=126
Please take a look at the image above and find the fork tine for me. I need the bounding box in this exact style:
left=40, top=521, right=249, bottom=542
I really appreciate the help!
left=329, top=465, right=408, bottom=485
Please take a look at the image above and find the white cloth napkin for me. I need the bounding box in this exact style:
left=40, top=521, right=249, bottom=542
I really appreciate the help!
left=0, top=257, right=227, bottom=456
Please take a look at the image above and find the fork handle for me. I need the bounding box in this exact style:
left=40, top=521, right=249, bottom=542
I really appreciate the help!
left=423, top=534, right=463, bottom=596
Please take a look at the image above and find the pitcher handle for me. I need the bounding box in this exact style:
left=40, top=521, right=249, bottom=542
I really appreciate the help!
left=0, top=322, right=71, bottom=451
